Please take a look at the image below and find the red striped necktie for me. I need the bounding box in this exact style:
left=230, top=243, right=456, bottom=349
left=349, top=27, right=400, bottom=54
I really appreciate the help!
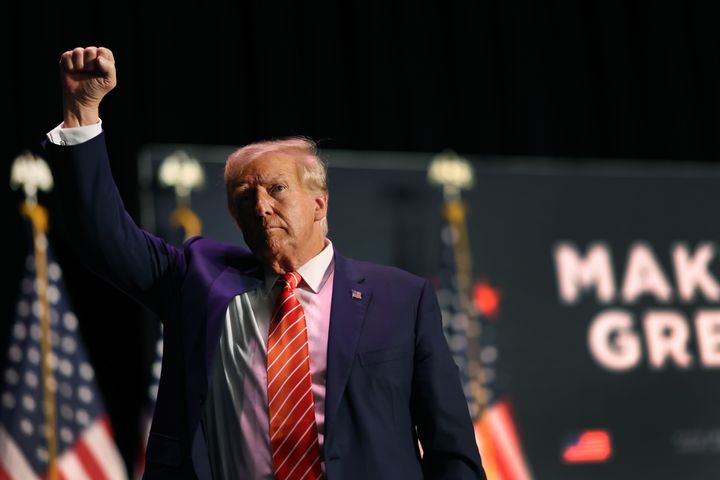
left=267, top=272, right=323, bottom=480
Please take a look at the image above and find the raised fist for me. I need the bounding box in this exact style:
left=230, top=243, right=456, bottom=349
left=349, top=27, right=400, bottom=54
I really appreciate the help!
left=59, top=46, right=116, bottom=126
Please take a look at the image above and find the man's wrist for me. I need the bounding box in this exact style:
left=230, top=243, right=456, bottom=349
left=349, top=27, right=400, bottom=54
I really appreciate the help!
left=62, top=101, right=101, bottom=128
left=63, top=110, right=100, bottom=128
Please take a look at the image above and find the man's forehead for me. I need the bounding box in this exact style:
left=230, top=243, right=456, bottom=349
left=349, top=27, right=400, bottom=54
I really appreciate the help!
left=234, top=152, right=302, bottom=181
left=236, top=172, right=289, bottom=186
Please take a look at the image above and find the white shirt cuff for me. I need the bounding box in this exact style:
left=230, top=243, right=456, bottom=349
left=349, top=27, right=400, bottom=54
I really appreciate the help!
left=46, top=120, right=103, bottom=146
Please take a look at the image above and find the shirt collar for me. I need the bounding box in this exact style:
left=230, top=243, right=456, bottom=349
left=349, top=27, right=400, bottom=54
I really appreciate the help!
left=262, top=240, right=335, bottom=294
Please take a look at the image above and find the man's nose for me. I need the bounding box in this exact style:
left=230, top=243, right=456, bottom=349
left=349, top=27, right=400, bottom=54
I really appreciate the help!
left=255, top=189, right=273, bottom=217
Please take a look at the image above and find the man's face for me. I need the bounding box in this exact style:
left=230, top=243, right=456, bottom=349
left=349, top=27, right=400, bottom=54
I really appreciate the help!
left=227, top=151, right=327, bottom=272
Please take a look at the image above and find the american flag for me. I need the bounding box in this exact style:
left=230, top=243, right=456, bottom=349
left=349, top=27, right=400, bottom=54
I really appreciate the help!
left=436, top=220, right=477, bottom=413
left=561, top=430, right=612, bottom=464
left=134, top=327, right=162, bottom=480
left=0, top=239, right=127, bottom=480
left=436, top=201, right=533, bottom=480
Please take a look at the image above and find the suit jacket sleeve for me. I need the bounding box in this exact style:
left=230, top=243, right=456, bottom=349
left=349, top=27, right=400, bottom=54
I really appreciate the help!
left=412, top=280, right=487, bottom=479
left=44, top=133, right=186, bottom=317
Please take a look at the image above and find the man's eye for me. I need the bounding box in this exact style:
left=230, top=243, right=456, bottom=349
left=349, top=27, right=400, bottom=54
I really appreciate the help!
left=270, top=185, right=287, bottom=194
left=234, top=192, right=252, bottom=204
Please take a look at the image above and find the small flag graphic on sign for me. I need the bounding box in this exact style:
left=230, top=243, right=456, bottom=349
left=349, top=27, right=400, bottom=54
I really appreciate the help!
left=562, top=429, right=613, bottom=464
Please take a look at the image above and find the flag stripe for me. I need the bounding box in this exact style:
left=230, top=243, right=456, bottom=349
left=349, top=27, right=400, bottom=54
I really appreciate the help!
left=58, top=450, right=91, bottom=480
left=487, top=402, right=532, bottom=480
left=0, top=426, right=40, bottom=480
left=58, top=466, right=68, bottom=480
left=84, top=418, right=127, bottom=480
left=75, top=438, right=108, bottom=480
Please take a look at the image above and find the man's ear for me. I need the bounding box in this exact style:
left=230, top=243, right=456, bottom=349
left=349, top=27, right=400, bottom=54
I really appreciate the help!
left=314, top=192, right=328, bottom=221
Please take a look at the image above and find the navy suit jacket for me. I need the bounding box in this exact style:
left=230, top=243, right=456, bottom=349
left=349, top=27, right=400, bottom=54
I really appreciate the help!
left=45, top=134, right=485, bottom=480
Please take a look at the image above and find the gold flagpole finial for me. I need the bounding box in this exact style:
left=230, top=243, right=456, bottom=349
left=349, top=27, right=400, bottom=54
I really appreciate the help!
left=159, top=150, right=205, bottom=201
left=12, top=152, right=52, bottom=233
left=427, top=149, right=475, bottom=201
left=10, top=151, right=54, bottom=205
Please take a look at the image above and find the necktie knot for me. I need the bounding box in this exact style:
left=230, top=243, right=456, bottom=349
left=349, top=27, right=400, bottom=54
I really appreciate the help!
left=281, top=272, right=301, bottom=290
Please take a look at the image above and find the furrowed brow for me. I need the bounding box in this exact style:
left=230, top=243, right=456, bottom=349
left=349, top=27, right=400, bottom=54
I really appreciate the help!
left=259, top=175, right=289, bottom=188
left=234, top=174, right=287, bottom=192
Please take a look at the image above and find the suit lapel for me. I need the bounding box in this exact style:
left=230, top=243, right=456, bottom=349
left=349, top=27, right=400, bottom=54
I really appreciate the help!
left=324, top=253, right=372, bottom=446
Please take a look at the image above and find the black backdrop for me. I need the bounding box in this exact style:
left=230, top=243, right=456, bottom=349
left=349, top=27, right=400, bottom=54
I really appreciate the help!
left=5, top=0, right=720, bottom=472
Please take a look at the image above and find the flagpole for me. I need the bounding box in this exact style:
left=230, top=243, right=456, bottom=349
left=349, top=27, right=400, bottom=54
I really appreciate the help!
left=444, top=197, right=510, bottom=479
left=428, top=150, right=488, bottom=413
left=429, top=151, right=502, bottom=477
left=21, top=201, right=59, bottom=480
left=12, top=152, right=59, bottom=480
left=442, top=198, right=488, bottom=411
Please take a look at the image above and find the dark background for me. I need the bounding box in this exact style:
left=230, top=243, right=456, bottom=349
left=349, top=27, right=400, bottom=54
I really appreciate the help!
left=5, top=0, right=720, bottom=473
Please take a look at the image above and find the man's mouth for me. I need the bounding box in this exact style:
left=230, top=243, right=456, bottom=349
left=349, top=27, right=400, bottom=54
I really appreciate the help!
left=262, top=226, right=285, bottom=235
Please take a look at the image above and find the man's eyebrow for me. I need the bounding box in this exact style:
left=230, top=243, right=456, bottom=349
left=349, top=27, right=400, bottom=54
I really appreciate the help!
left=262, top=175, right=288, bottom=184
left=235, top=174, right=288, bottom=190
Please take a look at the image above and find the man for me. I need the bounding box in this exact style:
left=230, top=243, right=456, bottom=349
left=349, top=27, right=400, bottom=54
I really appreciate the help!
left=45, top=46, right=485, bottom=480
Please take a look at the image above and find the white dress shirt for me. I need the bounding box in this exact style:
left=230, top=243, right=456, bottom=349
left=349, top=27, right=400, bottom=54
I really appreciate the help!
left=47, top=122, right=335, bottom=479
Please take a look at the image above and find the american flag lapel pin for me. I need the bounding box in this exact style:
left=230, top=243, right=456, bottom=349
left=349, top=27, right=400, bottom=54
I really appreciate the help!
left=351, top=289, right=362, bottom=300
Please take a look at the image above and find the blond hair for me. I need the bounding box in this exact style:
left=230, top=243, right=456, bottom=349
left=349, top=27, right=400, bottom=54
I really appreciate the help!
left=225, top=136, right=329, bottom=234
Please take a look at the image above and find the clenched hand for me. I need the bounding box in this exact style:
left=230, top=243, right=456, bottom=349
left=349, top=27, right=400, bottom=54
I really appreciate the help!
left=59, top=46, right=116, bottom=127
